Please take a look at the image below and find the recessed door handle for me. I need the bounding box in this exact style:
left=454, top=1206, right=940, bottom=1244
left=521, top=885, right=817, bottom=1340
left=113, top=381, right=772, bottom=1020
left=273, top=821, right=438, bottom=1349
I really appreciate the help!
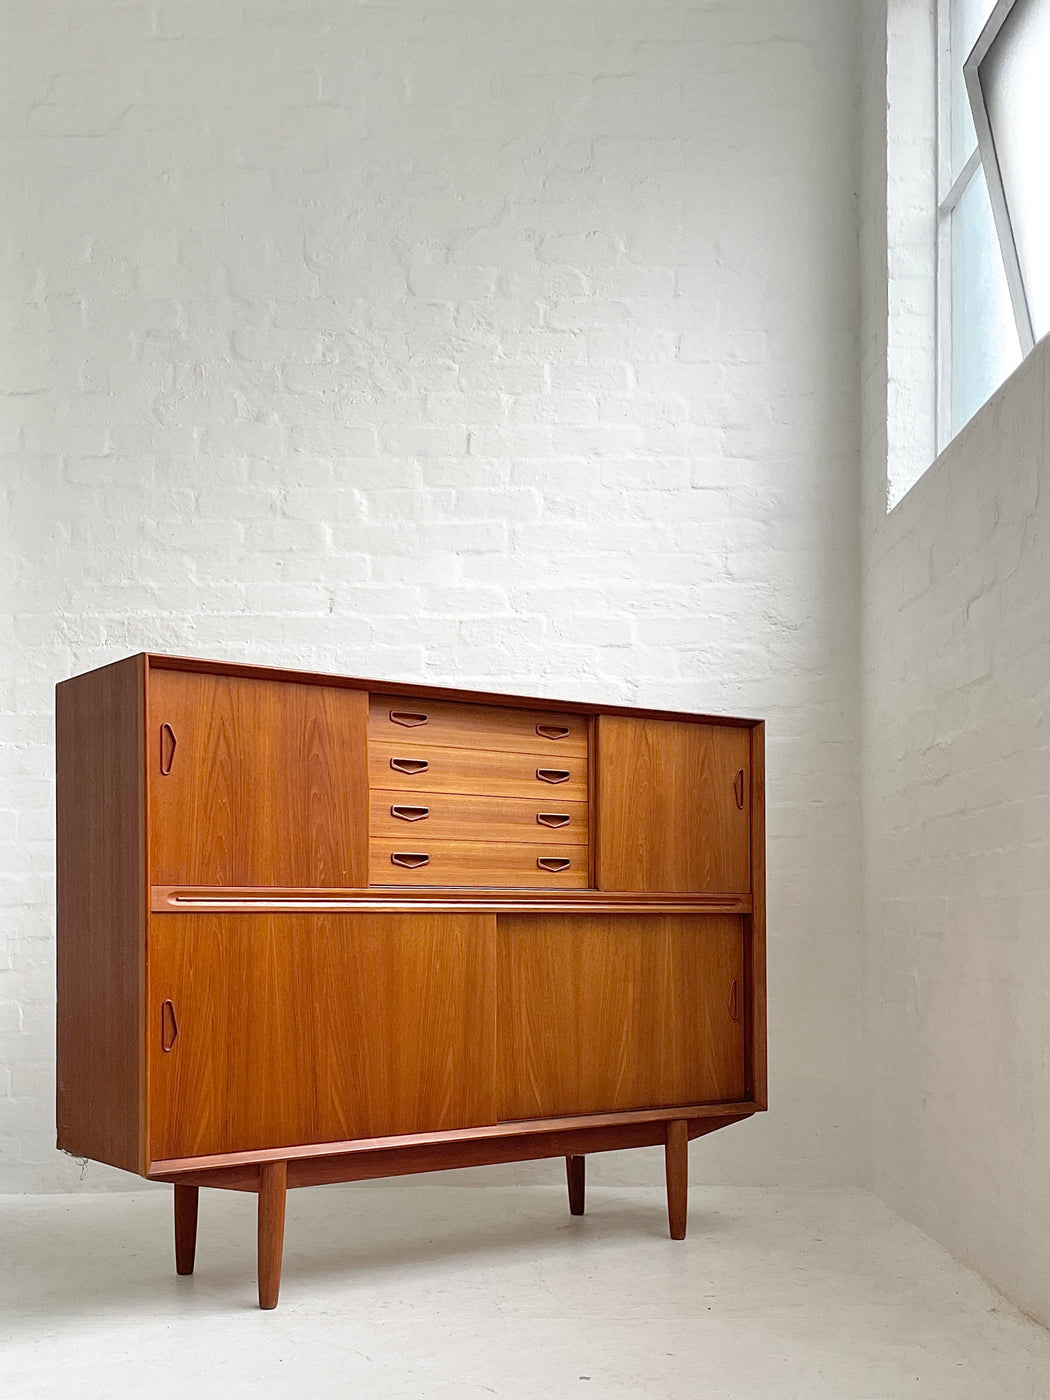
left=536, top=768, right=570, bottom=784
left=537, top=812, right=570, bottom=828
left=537, top=857, right=571, bottom=872
left=160, top=723, right=177, bottom=775
left=729, top=980, right=740, bottom=1021
left=734, top=769, right=746, bottom=809
left=536, top=724, right=571, bottom=740
left=391, top=805, right=430, bottom=822
left=390, top=757, right=429, bottom=775
left=161, top=999, right=179, bottom=1052
left=390, top=710, right=428, bottom=727
left=391, top=852, right=430, bottom=868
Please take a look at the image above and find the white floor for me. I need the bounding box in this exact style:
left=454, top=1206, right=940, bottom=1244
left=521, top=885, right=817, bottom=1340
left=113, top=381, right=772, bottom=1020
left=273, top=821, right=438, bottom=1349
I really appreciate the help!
left=5, top=1183, right=1050, bottom=1399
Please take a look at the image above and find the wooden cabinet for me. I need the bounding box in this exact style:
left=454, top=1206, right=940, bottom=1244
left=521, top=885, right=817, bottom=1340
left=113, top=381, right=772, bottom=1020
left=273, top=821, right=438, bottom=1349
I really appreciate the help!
left=56, top=654, right=765, bottom=1310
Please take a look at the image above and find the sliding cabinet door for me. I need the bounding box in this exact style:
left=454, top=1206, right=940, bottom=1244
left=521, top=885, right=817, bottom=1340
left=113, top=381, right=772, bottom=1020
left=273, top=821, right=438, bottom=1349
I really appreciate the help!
left=148, top=668, right=368, bottom=887
left=148, top=912, right=496, bottom=1161
left=497, top=914, right=744, bottom=1121
left=596, top=716, right=751, bottom=892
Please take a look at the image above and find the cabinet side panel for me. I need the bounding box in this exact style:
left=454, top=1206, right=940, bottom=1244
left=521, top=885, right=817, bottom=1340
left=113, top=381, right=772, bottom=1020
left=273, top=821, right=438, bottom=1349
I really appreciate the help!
left=56, top=656, right=145, bottom=1174
left=747, top=722, right=767, bottom=1108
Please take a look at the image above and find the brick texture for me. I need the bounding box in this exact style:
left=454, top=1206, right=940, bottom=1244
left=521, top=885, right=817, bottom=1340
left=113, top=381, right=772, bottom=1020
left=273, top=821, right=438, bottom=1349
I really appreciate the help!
left=1, top=0, right=862, bottom=1191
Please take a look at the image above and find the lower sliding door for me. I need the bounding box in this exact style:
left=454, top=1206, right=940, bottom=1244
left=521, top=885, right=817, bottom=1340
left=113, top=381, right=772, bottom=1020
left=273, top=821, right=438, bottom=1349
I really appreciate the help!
left=148, top=912, right=497, bottom=1162
left=496, top=914, right=745, bottom=1121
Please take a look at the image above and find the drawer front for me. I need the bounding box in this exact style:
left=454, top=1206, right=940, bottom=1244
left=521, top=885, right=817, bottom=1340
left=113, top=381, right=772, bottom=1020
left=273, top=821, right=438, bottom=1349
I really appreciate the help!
left=370, top=839, right=588, bottom=887
left=370, top=790, right=589, bottom=846
left=369, top=741, right=588, bottom=802
left=369, top=693, right=588, bottom=757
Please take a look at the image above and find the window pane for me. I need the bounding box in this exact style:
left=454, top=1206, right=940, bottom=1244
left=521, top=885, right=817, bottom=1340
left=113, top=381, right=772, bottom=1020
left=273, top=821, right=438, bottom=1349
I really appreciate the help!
left=951, top=166, right=1022, bottom=436
left=979, top=0, right=1050, bottom=342
left=951, top=0, right=995, bottom=175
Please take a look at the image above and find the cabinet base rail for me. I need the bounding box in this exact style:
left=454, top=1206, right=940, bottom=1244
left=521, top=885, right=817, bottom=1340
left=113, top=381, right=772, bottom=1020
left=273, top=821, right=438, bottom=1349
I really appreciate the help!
left=155, top=1112, right=749, bottom=1310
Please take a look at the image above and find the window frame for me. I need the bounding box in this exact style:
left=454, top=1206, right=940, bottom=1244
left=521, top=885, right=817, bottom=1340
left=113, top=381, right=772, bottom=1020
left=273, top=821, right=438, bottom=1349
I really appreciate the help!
left=935, top=0, right=981, bottom=451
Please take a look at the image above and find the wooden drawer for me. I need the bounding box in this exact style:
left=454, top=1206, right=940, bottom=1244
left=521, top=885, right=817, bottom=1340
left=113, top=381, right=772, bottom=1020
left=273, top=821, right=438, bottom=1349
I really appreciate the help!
left=370, top=790, right=589, bottom=846
left=369, top=693, right=588, bottom=757
left=369, top=741, right=588, bottom=802
left=370, top=839, right=589, bottom=888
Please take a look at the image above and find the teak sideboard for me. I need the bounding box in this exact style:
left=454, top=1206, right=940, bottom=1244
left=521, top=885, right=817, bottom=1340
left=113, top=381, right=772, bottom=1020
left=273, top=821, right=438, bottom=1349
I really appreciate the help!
left=56, top=653, right=766, bottom=1309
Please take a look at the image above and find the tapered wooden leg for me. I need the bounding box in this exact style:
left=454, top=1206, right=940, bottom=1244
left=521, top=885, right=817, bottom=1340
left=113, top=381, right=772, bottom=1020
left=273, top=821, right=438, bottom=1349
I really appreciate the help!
left=566, top=1155, right=585, bottom=1215
left=665, top=1119, right=688, bottom=1240
left=174, top=1184, right=199, bottom=1276
left=257, top=1161, right=288, bottom=1310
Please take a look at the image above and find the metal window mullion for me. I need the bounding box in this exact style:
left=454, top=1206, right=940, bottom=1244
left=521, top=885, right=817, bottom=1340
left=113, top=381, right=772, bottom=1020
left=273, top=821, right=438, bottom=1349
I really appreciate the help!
left=936, top=200, right=954, bottom=453
left=935, top=0, right=953, bottom=454
left=939, top=145, right=982, bottom=215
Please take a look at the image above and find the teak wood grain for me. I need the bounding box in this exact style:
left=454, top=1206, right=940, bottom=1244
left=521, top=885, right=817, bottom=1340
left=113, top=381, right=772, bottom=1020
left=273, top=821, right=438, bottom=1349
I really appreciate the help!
left=369, top=740, right=588, bottom=802
left=496, top=913, right=745, bottom=1121
left=257, top=1160, right=287, bottom=1309
left=369, top=838, right=588, bottom=888
left=596, top=717, right=751, bottom=893
left=147, top=912, right=497, bottom=1161
left=151, top=1115, right=751, bottom=1191
left=369, top=693, right=588, bottom=757
left=665, top=1119, right=689, bottom=1239
left=56, top=654, right=145, bottom=1174
left=148, top=1100, right=759, bottom=1176
left=369, top=790, right=589, bottom=846
left=56, top=652, right=765, bottom=1311
left=149, top=669, right=368, bottom=888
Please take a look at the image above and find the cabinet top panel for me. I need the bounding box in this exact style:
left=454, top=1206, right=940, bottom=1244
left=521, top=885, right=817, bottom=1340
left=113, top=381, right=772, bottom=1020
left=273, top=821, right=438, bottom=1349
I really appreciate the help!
left=60, top=652, right=762, bottom=728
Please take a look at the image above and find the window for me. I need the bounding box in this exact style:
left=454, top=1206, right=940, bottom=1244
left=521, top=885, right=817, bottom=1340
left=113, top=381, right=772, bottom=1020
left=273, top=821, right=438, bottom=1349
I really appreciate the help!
left=936, top=0, right=1022, bottom=447
left=965, top=0, right=1050, bottom=347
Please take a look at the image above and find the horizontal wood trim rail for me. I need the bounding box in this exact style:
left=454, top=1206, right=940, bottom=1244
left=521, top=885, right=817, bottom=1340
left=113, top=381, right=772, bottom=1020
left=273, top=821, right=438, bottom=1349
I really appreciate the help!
left=149, top=1114, right=754, bottom=1192
left=151, top=886, right=753, bottom=915
left=144, top=653, right=761, bottom=727
left=148, top=1102, right=761, bottom=1178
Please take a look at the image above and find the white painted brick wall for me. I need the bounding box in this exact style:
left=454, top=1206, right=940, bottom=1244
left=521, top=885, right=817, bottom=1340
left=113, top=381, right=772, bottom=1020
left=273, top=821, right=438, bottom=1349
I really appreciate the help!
left=862, top=0, right=1050, bottom=1329
left=1, top=0, right=863, bottom=1192
left=862, top=337, right=1050, bottom=1327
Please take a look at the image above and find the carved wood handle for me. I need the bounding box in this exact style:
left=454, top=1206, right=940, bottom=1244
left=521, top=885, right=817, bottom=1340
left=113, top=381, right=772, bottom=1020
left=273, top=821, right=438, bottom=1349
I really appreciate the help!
left=537, top=856, right=571, bottom=872
left=728, top=979, right=740, bottom=1021
left=161, top=999, right=179, bottom=1052
left=160, top=723, right=177, bottom=775
left=391, top=852, right=430, bottom=868
left=390, top=805, right=430, bottom=822
left=537, top=812, right=570, bottom=828
left=390, top=757, right=429, bottom=775
left=536, top=768, right=570, bottom=784
left=536, top=724, right=571, bottom=740
left=734, top=769, right=746, bottom=809
left=390, top=710, right=428, bottom=727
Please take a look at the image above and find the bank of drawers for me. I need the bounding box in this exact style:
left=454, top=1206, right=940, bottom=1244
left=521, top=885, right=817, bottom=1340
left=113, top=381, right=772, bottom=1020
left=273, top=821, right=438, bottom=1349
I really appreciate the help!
left=368, top=694, right=589, bottom=887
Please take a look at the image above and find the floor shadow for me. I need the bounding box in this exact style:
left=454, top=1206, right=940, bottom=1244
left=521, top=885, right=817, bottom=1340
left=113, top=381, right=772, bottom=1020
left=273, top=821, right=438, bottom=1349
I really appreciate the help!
left=2, top=1188, right=714, bottom=1327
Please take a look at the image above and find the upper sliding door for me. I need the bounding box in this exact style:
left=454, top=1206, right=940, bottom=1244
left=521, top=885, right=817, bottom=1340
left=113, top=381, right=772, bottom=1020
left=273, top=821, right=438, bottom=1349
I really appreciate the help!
left=148, top=667, right=368, bottom=887
left=596, top=716, right=751, bottom=893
